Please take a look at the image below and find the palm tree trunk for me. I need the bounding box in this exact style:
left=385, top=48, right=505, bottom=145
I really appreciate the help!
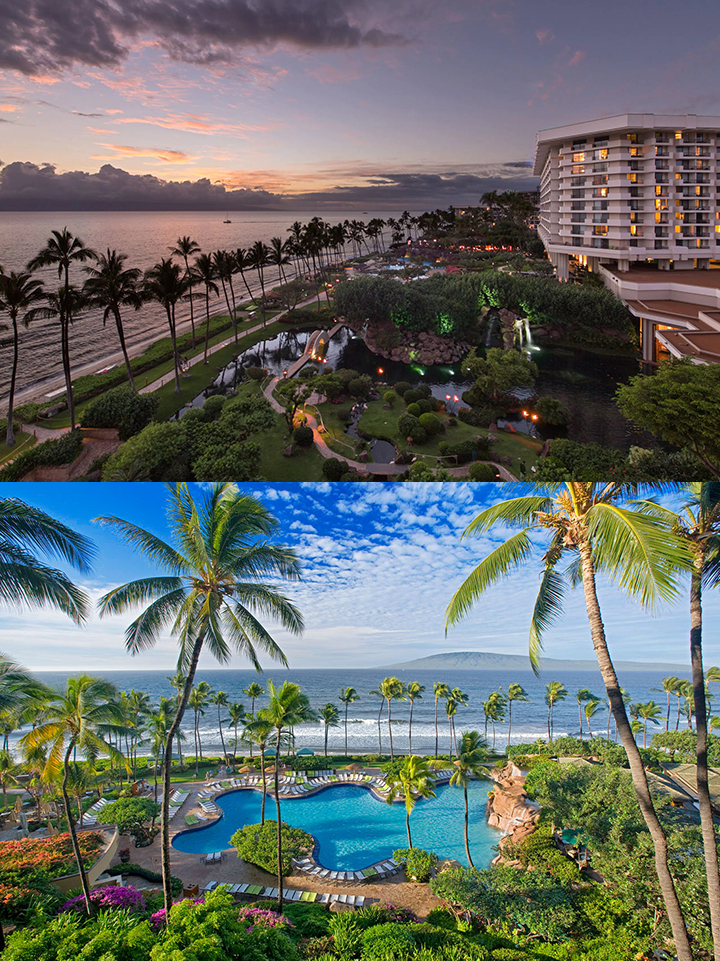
left=578, top=541, right=693, bottom=961
left=406, top=810, right=412, bottom=849
left=578, top=702, right=583, bottom=740
left=377, top=701, right=383, bottom=757
left=203, top=290, right=212, bottom=363
left=113, top=307, right=136, bottom=391
left=62, top=742, right=93, bottom=915
left=434, top=699, right=439, bottom=758
left=507, top=701, right=512, bottom=750
left=547, top=704, right=551, bottom=742
left=690, top=568, right=720, bottom=960
left=259, top=747, right=267, bottom=824
left=183, top=256, right=196, bottom=348
left=61, top=313, right=76, bottom=429
left=409, top=701, right=414, bottom=755
left=345, top=704, right=349, bottom=755
left=274, top=731, right=283, bottom=911
left=166, top=305, right=181, bottom=392
left=463, top=785, right=474, bottom=868
left=6, top=316, right=19, bottom=447
left=218, top=707, right=227, bottom=764
left=666, top=692, right=671, bottom=732
left=387, top=700, right=394, bottom=760
left=449, top=716, right=453, bottom=755
left=161, top=637, right=204, bottom=919
left=324, top=724, right=328, bottom=757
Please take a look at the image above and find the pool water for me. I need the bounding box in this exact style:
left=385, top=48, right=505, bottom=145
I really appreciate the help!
left=173, top=781, right=500, bottom=870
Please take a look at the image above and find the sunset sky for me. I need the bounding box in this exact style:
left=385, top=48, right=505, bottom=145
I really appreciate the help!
left=1, top=482, right=715, bottom=672
left=1, top=0, right=720, bottom=208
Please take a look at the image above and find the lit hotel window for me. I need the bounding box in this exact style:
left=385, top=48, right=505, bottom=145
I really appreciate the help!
left=573, top=152, right=585, bottom=162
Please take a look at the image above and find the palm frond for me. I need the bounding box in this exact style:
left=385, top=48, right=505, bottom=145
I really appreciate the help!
left=0, top=559, right=90, bottom=623
left=445, top=529, right=535, bottom=628
left=123, top=588, right=188, bottom=654
left=229, top=583, right=304, bottom=635
left=221, top=603, right=290, bottom=669
left=528, top=565, right=567, bottom=674
left=94, top=516, right=192, bottom=575
left=97, top=577, right=184, bottom=617
left=462, top=496, right=552, bottom=539
left=0, top=498, right=95, bottom=572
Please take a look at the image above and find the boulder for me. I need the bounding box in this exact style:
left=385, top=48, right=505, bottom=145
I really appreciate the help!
left=282, top=444, right=295, bottom=457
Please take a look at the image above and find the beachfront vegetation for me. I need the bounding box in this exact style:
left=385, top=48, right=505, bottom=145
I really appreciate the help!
left=230, top=821, right=314, bottom=877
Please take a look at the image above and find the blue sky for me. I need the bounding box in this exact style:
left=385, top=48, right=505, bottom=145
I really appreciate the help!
left=1, top=482, right=717, bottom=673
left=2, top=0, right=720, bottom=208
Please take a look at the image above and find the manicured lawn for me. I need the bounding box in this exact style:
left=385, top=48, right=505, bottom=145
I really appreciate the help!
left=0, top=432, right=36, bottom=465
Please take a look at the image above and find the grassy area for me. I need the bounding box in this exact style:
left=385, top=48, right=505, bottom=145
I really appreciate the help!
left=0, top=432, right=36, bottom=465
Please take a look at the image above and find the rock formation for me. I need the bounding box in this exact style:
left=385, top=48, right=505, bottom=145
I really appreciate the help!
left=485, top=762, right=540, bottom=859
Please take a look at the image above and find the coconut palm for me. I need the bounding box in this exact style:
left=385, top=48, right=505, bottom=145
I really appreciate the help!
left=242, top=716, right=272, bottom=824
left=96, top=483, right=303, bottom=918
left=169, top=237, right=201, bottom=348
left=0, top=751, right=22, bottom=811
left=319, top=703, right=340, bottom=756
left=575, top=688, right=596, bottom=740
left=483, top=691, right=506, bottom=750
left=27, top=228, right=97, bottom=429
left=191, top=254, right=220, bottom=364
left=146, top=698, right=174, bottom=801
left=19, top=676, right=126, bottom=915
left=242, top=682, right=265, bottom=758
left=369, top=687, right=385, bottom=757
left=36, top=284, right=87, bottom=424
left=506, top=683, right=529, bottom=749
left=583, top=700, right=602, bottom=739
left=406, top=682, right=425, bottom=755
left=544, top=682, right=568, bottom=742
left=445, top=695, right=458, bottom=756
left=338, top=686, right=359, bottom=755
left=378, top=677, right=406, bottom=760
left=433, top=682, right=450, bottom=757
left=248, top=241, right=271, bottom=327
left=212, top=251, right=237, bottom=342
left=227, top=702, right=245, bottom=760
left=260, top=680, right=316, bottom=910
left=0, top=496, right=93, bottom=623
left=635, top=701, right=662, bottom=748
left=444, top=482, right=695, bottom=961
left=211, top=691, right=230, bottom=763
left=82, top=250, right=143, bottom=391
left=143, top=259, right=189, bottom=393
left=655, top=676, right=683, bottom=732
left=188, top=684, right=209, bottom=775
left=0, top=271, right=46, bottom=446
left=447, top=688, right=468, bottom=756
left=268, top=237, right=291, bottom=291
left=385, top=755, right=438, bottom=849
left=450, top=731, right=488, bottom=867
left=166, top=672, right=187, bottom=767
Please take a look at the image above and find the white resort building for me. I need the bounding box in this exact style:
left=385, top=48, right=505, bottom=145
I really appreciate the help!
left=533, top=114, right=720, bottom=363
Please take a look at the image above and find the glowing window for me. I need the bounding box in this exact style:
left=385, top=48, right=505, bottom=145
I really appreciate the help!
left=573, top=152, right=585, bottom=162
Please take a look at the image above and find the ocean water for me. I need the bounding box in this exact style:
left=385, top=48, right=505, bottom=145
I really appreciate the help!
left=11, top=666, right=692, bottom=758
left=0, top=208, right=403, bottom=400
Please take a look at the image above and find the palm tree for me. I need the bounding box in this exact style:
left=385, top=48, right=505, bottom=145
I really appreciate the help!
left=575, top=688, right=595, bottom=740
left=656, top=483, right=720, bottom=959
left=444, top=482, right=695, bottom=961
left=234, top=248, right=257, bottom=306
left=188, top=684, right=209, bottom=775
left=20, top=676, right=125, bottom=915
left=445, top=695, right=458, bottom=756
left=447, top=688, right=468, bottom=756
left=83, top=250, right=143, bottom=391
left=146, top=698, right=173, bottom=801
left=379, top=677, right=406, bottom=760
left=0, top=271, right=46, bottom=446
left=338, top=687, right=359, bottom=755
left=0, top=751, right=22, bottom=811
left=319, top=703, right=340, bottom=756
left=483, top=691, right=506, bottom=750
left=0, top=496, right=93, bottom=622
left=242, top=716, right=272, bottom=824
left=96, top=483, right=303, bottom=918
left=406, top=682, right=425, bottom=755
left=191, top=254, right=220, bottom=364
left=369, top=687, right=385, bottom=757
left=227, top=702, right=245, bottom=760
left=166, top=672, right=187, bottom=767
left=268, top=237, right=291, bottom=291
left=143, top=259, right=189, bottom=392
left=433, top=682, right=450, bottom=757
left=243, top=682, right=265, bottom=758
left=36, top=285, right=87, bottom=425
left=212, top=251, right=237, bottom=341
left=655, top=676, right=682, bottom=732
left=261, top=680, right=316, bottom=909
left=450, top=731, right=488, bottom=867
left=583, top=700, right=602, bottom=738
left=385, top=755, right=438, bottom=849
left=248, top=241, right=271, bottom=327
left=506, top=683, right=529, bottom=749
left=27, top=228, right=97, bottom=429
left=635, top=701, right=663, bottom=747
left=169, top=237, right=201, bottom=348
left=211, top=691, right=230, bottom=763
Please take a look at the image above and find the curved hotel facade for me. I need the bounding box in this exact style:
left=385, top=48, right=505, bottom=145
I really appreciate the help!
left=533, top=114, right=720, bottom=363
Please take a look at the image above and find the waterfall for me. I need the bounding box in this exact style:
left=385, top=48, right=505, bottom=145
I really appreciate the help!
left=484, top=316, right=498, bottom=347
left=524, top=318, right=532, bottom=347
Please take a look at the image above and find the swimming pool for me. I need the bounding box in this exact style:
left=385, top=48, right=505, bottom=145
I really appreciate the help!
left=172, top=781, right=500, bottom=870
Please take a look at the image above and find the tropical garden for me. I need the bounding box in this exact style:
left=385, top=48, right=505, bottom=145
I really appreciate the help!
left=1, top=483, right=720, bottom=960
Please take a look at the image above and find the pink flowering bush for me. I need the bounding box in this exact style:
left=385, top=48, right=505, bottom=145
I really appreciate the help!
left=237, top=906, right=294, bottom=931
left=60, top=884, right=146, bottom=914
left=150, top=894, right=205, bottom=930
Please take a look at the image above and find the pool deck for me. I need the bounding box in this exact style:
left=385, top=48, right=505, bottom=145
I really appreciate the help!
left=81, top=777, right=444, bottom=918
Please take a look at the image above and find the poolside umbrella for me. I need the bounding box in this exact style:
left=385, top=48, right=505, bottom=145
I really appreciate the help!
left=297, top=749, right=314, bottom=756
left=238, top=765, right=252, bottom=773
left=346, top=763, right=363, bottom=771
left=14, top=797, right=23, bottom=814
left=265, top=748, right=277, bottom=758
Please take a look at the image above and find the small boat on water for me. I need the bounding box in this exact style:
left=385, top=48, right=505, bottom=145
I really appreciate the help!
left=223, top=213, right=232, bottom=223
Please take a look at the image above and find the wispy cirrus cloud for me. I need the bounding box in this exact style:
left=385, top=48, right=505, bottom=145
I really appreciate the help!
left=91, top=143, right=193, bottom=163
left=113, top=111, right=278, bottom=136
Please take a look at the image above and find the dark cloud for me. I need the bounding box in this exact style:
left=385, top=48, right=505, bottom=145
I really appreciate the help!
left=0, top=160, right=539, bottom=211
left=0, top=0, right=405, bottom=75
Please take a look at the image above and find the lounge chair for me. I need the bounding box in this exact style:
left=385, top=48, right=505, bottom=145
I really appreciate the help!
left=201, top=881, right=218, bottom=892
left=300, top=890, right=317, bottom=902
left=263, top=887, right=279, bottom=898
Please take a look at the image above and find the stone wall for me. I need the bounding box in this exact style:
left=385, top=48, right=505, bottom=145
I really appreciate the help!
left=486, top=763, right=540, bottom=857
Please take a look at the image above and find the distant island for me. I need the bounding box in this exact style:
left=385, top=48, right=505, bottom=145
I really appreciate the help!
left=378, top=650, right=688, bottom=673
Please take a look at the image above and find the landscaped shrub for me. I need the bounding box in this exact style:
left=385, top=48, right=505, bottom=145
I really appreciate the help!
left=81, top=386, right=159, bottom=440
left=394, top=381, right=412, bottom=398
left=328, top=911, right=363, bottom=956
left=468, top=462, right=497, bottom=482
left=0, top=832, right=104, bottom=889
left=322, top=457, right=346, bottom=481
left=246, top=366, right=266, bottom=380
left=0, top=420, right=19, bottom=443
left=282, top=901, right=331, bottom=937
left=383, top=390, right=397, bottom=406
left=60, top=884, right=147, bottom=914
left=105, top=862, right=182, bottom=896
left=503, top=824, right=581, bottom=884
left=361, top=921, right=415, bottom=959
left=293, top=424, right=315, bottom=448
left=349, top=375, right=373, bottom=399
left=230, top=821, right=314, bottom=876
left=419, top=412, right=443, bottom=436
left=406, top=402, right=422, bottom=418
left=0, top=430, right=84, bottom=480
left=392, top=847, right=438, bottom=883
left=102, top=422, right=190, bottom=481
left=415, top=398, right=433, bottom=415
left=403, top=389, right=423, bottom=405
left=397, top=413, right=426, bottom=444
left=202, top=394, right=226, bottom=419
left=98, top=797, right=160, bottom=847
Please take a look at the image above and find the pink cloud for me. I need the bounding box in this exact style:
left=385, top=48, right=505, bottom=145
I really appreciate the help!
left=113, top=111, right=278, bottom=135
left=536, top=28, right=554, bottom=45
left=568, top=50, right=586, bottom=66
left=92, top=143, right=193, bottom=163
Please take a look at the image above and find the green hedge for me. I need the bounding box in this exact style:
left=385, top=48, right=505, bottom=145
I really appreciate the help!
left=0, top=430, right=83, bottom=480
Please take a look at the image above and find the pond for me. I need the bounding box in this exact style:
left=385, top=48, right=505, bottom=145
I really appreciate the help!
left=172, top=780, right=500, bottom=870
left=179, top=326, right=649, bottom=451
